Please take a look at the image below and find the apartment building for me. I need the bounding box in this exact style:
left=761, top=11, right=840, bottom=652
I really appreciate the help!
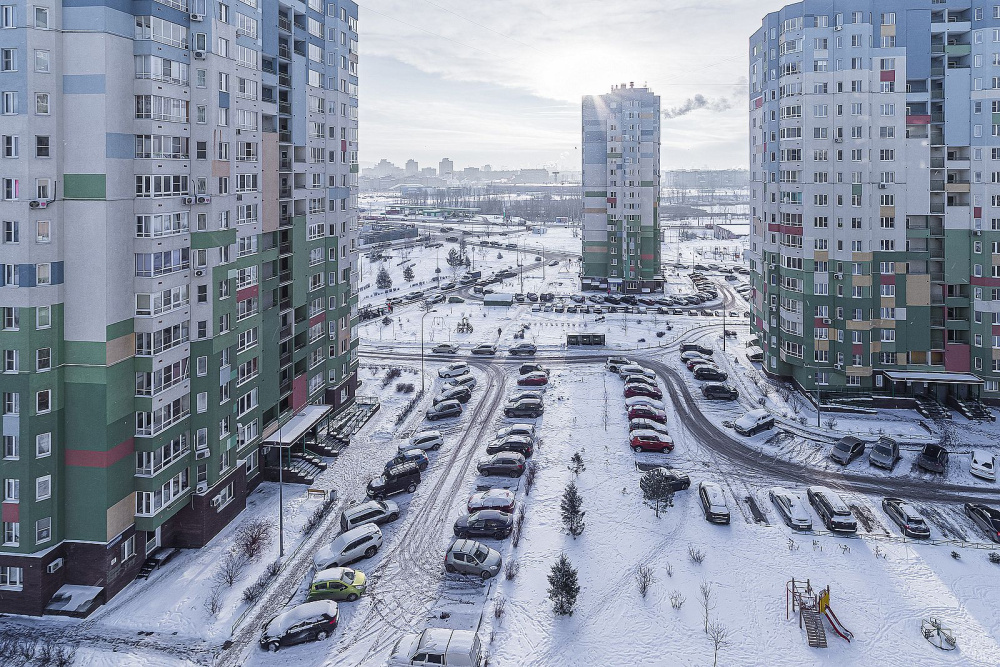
left=581, top=83, right=662, bottom=294
left=0, top=0, right=359, bottom=615
left=750, top=1, right=1000, bottom=403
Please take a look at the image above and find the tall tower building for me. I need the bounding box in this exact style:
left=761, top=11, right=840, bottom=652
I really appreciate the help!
left=581, top=84, right=662, bottom=294
left=0, top=0, right=359, bottom=615
left=405, top=159, right=418, bottom=176
left=750, top=1, right=996, bottom=403
left=438, top=157, right=454, bottom=176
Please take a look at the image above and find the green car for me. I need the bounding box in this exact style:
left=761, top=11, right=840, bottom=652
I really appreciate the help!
left=448, top=296, right=465, bottom=303
left=307, top=567, right=367, bottom=602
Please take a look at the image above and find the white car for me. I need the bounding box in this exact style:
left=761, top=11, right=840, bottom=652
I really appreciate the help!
left=971, top=449, right=996, bottom=482
left=314, top=524, right=383, bottom=570
left=624, top=395, right=665, bottom=411
left=618, top=364, right=655, bottom=379
left=768, top=487, right=812, bottom=531
left=389, top=629, right=483, bottom=667
left=732, top=409, right=775, bottom=436
left=438, top=362, right=470, bottom=379
left=405, top=430, right=443, bottom=452
left=496, top=423, right=535, bottom=440
left=445, top=374, right=477, bottom=391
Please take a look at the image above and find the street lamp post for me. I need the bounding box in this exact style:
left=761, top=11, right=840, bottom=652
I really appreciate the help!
left=810, top=373, right=821, bottom=427
left=420, top=308, right=437, bottom=393
left=278, top=432, right=284, bottom=558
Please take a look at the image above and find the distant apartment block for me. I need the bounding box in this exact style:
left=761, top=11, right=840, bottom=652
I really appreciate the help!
left=581, top=84, right=662, bottom=293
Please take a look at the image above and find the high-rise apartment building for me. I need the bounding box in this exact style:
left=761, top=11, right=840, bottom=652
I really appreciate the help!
left=405, top=159, right=418, bottom=176
left=439, top=157, right=454, bottom=176
left=0, top=0, right=359, bottom=615
left=750, top=1, right=1000, bottom=402
left=581, top=84, right=662, bottom=294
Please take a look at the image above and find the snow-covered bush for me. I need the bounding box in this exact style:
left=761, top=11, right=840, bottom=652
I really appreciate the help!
left=505, top=559, right=520, bottom=581
left=635, top=564, right=654, bottom=598
left=688, top=545, right=706, bottom=565
left=669, top=591, right=686, bottom=610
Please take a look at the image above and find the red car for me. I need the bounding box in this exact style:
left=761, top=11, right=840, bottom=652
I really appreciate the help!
left=517, top=372, right=549, bottom=387
left=624, top=383, right=663, bottom=400
left=628, top=405, right=667, bottom=423
left=468, top=488, right=516, bottom=514
left=630, top=430, right=674, bottom=453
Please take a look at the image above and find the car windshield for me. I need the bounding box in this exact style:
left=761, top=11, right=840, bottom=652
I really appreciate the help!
left=472, top=547, right=489, bottom=562
left=468, top=511, right=482, bottom=522
left=374, top=476, right=386, bottom=485
left=980, top=458, right=994, bottom=469
left=834, top=442, right=851, bottom=452
left=342, top=570, right=355, bottom=583
left=874, top=444, right=893, bottom=455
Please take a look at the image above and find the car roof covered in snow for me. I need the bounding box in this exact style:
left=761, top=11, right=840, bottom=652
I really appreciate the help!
left=265, top=600, right=337, bottom=636
left=415, top=628, right=479, bottom=665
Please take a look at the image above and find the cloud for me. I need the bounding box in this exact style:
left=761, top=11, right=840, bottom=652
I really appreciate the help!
left=662, top=94, right=734, bottom=119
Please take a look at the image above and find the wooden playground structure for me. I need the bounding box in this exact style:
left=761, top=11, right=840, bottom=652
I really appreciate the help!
left=787, top=578, right=854, bottom=648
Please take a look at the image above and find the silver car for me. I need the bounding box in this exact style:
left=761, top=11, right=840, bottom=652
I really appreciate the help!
left=444, top=539, right=502, bottom=580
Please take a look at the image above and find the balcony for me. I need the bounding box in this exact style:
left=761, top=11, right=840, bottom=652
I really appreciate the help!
left=279, top=242, right=292, bottom=256
left=279, top=188, right=292, bottom=199
left=279, top=324, right=293, bottom=341
left=279, top=271, right=293, bottom=285
left=278, top=17, right=291, bottom=32
left=279, top=352, right=292, bottom=368
left=279, top=159, right=292, bottom=171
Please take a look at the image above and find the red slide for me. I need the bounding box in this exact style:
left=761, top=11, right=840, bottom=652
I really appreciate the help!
left=825, top=607, right=854, bottom=642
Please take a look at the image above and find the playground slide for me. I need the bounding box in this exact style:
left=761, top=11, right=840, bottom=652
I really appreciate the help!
left=825, top=607, right=854, bottom=642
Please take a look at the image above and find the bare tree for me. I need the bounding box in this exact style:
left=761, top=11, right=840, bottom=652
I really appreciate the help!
left=669, top=591, right=686, bottom=610
left=635, top=564, right=655, bottom=598
left=214, top=551, right=248, bottom=587
left=700, top=581, right=715, bottom=633
left=708, top=622, right=730, bottom=667
left=235, top=519, right=274, bottom=561
left=205, top=584, right=225, bottom=615
left=689, top=545, right=706, bottom=564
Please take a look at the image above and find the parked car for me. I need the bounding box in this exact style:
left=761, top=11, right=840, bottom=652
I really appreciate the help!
left=517, top=372, right=549, bottom=387
left=629, top=418, right=669, bottom=435
left=367, top=462, right=421, bottom=500
left=680, top=351, right=708, bottom=363
left=433, top=386, right=472, bottom=406
left=881, top=498, right=931, bottom=539
left=630, top=429, right=674, bottom=453
left=508, top=342, right=537, bottom=356
left=768, top=487, right=812, bottom=531
left=624, top=396, right=665, bottom=411
left=431, top=343, right=459, bottom=354
left=971, top=449, right=996, bottom=482
left=438, top=362, right=470, bottom=378
left=698, top=481, right=730, bottom=524
left=868, top=437, right=901, bottom=470
left=486, top=435, right=534, bottom=458
left=686, top=358, right=717, bottom=372
left=307, top=567, right=367, bottom=602
left=733, top=409, right=775, bottom=436
left=388, top=629, right=484, bottom=667
left=385, top=449, right=429, bottom=473
left=507, top=391, right=544, bottom=404
left=618, top=364, right=655, bottom=379
left=259, top=600, right=339, bottom=652
left=702, top=383, right=738, bottom=400
left=468, top=488, right=515, bottom=514
left=622, top=373, right=657, bottom=388
left=471, top=343, right=498, bottom=356
left=426, top=400, right=463, bottom=421
left=605, top=356, right=632, bottom=373
left=964, top=502, right=1000, bottom=543
left=477, top=452, right=526, bottom=477
left=624, top=383, right=662, bottom=400
left=518, top=363, right=548, bottom=376
left=693, top=366, right=728, bottom=382
left=526, top=292, right=539, bottom=302
left=314, top=524, right=383, bottom=570
left=453, top=510, right=514, bottom=540
left=627, top=404, right=667, bottom=423
left=340, top=499, right=400, bottom=532
left=496, top=423, right=535, bottom=440
left=643, top=466, right=691, bottom=492
left=445, top=374, right=477, bottom=391
left=504, top=400, right=543, bottom=418
left=444, top=539, right=502, bottom=581
left=806, top=486, right=858, bottom=534
left=917, top=442, right=949, bottom=474
left=830, top=436, right=866, bottom=465
left=406, top=430, right=444, bottom=452
left=680, top=343, right=713, bottom=356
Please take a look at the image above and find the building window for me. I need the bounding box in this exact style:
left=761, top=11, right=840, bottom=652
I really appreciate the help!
left=122, top=535, right=136, bottom=561
left=3, top=478, right=18, bottom=502
left=33, top=6, right=48, bottom=28
left=35, top=475, right=50, bottom=501
left=36, top=389, right=50, bottom=413
left=2, top=435, right=16, bottom=459
left=36, top=432, right=50, bottom=458
left=35, top=516, right=51, bottom=543
left=34, top=93, right=48, bottom=115
left=2, top=522, right=18, bottom=546
left=36, top=347, right=50, bottom=371
left=0, top=566, right=22, bottom=589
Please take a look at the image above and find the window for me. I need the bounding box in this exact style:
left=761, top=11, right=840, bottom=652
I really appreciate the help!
left=0, top=566, right=22, bottom=589
left=33, top=6, right=47, bottom=28
left=0, top=48, right=15, bottom=72
left=1, top=91, right=16, bottom=115
left=36, top=517, right=51, bottom=543
left=35, top=475, right=50, bottom=501
left=36, top=389, right=50, bottom=413
left=34, top=49, right=49, bottom=73
left=2, top=135, right=16, bottom=157
left=36, top=306, right=49, bottom=328
left=1, top=6, right=14, bottom=28
left=36, top=432, right=50, bottom=458
left=122, top=535, right=136, bottom=561
left=3, top=435, right=16, bottom=459
left=3, top=478, right=18, bottom=502
left=2, top=220, right=17, bottom=243
left=2, top=522, right=17, bottom=546
left=36, top=220, right=49, bottom=242
left=36, top=347, right=50, bottom=371
left=35, top=93, right=48, bottom=115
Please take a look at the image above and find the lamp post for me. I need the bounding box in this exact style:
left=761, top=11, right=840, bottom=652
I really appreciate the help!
left=420, top=308, right=437, bottom=393
left=811, top=372, right=821, bottom=427
left=277, top=427, right=284, bottom=558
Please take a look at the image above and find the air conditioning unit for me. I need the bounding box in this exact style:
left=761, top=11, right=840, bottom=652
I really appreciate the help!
left=822, top=318, right=832, bottom=325
left=769, top=263, right=776, bottom=270
left=47, top=558, right=64, bottom=574
left=834, top=272, right=844, bottom=279
left=834, top=362, right=844, bottom=369
left=195, top=448, right=210, bottom=459
left=197, top=195, right=211, bottom=204
left=196, top=481, right=208, bottom=494
left=190, top=12, right=204, bottom=20
left=183, top=195, right=196, bottom=205
left=834, top=137, right=843, bottom=143
left=834, top=24, right=842, bottom=31
left=878, top=183, right=888, bottom=189
left=194, top=269, right=205, bottom=277
left=193, top=50, right=206, bottom=59
left=974, top=229, right=982, bottom=236
left=210, top=495, right=223, bottom=508
left=29, top=199, right=47, bottom=209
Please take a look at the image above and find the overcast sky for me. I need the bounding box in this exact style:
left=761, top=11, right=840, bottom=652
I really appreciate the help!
left=358, top=0, right=787, bottom=172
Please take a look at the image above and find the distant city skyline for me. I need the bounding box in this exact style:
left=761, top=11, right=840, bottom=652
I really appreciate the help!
left=358, top=0, right=790, bottom=171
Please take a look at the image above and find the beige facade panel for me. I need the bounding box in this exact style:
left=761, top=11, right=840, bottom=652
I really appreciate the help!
left=853, top=275, right=872, bottom=287
left=107, top=492, right=136, bottom=542
left=847, top=320, right=873, bottom=331
left=906, top=274, right=931, bottom=306
left=106, top=333, right=135, bottom=367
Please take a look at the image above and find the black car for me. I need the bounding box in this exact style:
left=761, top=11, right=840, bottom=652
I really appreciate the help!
left=693, top=366, right=728, bottom=382
left=881, top=498, right=931, bottom=539
left=384, top=450, right=429, bottom=472
left=604, top=295, right=621, bottom=305
left=367, top=462, right=421, bottom=500
left=702, top=383, right=738, bottom=400
left=680, top=343, right=713, bottom=356
left=519, top=363, right=547, bottom=376
left=964, top=503, right=1000, bottom=543
left=642, top=467, right=691, bottom=493
left=433, top=386, right=472, bottom=405
left=453, top=510, right=514, bottom=539
left=917, top=443, right=948, bottom=474
left=486, top=435, right=534, bottom=458
left=526, top=292, right=539, bottom=302
left=620, top=295, right=638, bottom=306
left=504, top=400, right=543, bottom=418
left=259, top=600, right=339, bottom=652
left=508, top=343, right=537, bottom=356
left=540, top=293, right=554, bottom=302
left=806, top=486, right=858, bottom=534
left=477, top=452, right=526, bottom=477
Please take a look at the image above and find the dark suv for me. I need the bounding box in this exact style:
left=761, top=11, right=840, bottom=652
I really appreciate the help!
left=702, top=383, right=738, bottom=400
left=486, top=435, right=534, bottom=458
left=917, top=443, right=948, bottom=474
left=680, top=343, right=713, bottom=356
left=477, top=453, right=526, bottom=478
left=504, top=399, right=543, bottom=418
left=366, top=462, right=421, bottom=500
left=693, top=366, right=728, bottom=382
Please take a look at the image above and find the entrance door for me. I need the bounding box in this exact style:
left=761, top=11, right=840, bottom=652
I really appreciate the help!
left=146, top=527, right=161, bottom=556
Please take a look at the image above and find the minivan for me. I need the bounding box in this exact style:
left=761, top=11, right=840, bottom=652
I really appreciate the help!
left=732, top=409, right=774, bottom=436
left=340, top=499, right=400, bottom=532
left=698, top=481, right=730, bottom=524
left=367, top=462, right=421, bottom=500
left=314, top=524, right=383, bottom=570
left=806, top=486, right=858, bottom=534
left=389, top=628, right=484, bottom=667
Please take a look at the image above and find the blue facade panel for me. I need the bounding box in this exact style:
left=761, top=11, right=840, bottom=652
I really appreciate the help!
left=105, top=133, right=134, bottom=159
left=63, top=74, right=106, bottom=94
